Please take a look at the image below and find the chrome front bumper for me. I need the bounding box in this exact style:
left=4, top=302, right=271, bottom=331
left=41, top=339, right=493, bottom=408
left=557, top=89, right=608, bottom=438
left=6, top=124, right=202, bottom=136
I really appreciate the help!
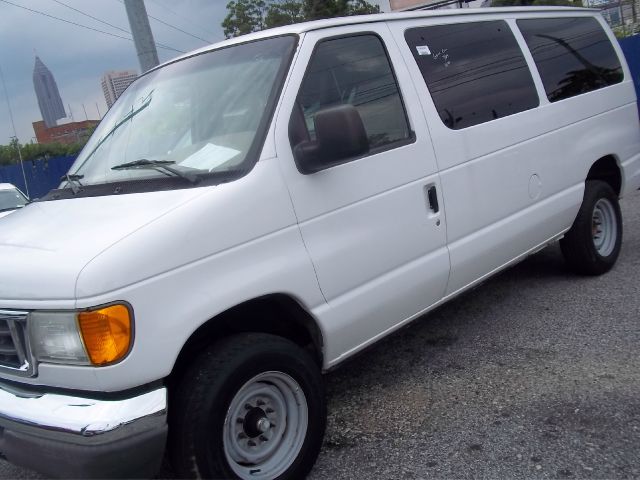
left=0, top=382, right=166, bottom=435
left=0, top=382, right=168, bottom=478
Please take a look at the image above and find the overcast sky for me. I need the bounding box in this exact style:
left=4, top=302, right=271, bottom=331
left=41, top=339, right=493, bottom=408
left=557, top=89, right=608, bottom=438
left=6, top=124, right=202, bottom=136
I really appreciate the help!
left=0, top=0, right=389, bottom=144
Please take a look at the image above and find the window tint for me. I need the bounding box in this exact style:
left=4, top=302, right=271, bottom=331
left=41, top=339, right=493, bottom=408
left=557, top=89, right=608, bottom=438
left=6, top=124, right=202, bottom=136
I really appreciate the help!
left=405, top=21, right=539, bottom=130
left=295, top=34, right=411, bottom=151
left=518, top=17, right=623, bottom=102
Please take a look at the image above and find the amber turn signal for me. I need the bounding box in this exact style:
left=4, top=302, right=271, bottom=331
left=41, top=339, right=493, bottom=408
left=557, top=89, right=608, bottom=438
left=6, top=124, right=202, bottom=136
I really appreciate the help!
left=77, top=304, right=132, bottom=365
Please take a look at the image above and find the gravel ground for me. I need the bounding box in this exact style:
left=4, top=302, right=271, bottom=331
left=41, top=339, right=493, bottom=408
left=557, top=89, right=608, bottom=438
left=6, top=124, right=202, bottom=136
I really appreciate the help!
left=2, top=191, right=639, bottom=479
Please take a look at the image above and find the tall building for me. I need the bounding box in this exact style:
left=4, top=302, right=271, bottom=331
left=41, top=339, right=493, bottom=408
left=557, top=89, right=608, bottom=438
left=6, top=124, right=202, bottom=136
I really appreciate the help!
left=124, top=0, right=160, bottom=73
left=32, top=56, right=65, bottom=128
left=101, top=70, right=138, bottom=108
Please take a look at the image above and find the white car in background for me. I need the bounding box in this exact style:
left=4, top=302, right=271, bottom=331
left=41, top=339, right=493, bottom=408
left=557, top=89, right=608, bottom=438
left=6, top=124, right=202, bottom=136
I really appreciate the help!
left=0, top=183, right=28, bottom=219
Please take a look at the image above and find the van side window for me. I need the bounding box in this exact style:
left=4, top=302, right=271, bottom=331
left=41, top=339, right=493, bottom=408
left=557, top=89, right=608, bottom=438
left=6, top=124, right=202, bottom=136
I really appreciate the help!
left=517, top=17, right=623, bottom=102
left=405, top=21, right=539, bottom=130
left=292, top=34, right=411, bottom=157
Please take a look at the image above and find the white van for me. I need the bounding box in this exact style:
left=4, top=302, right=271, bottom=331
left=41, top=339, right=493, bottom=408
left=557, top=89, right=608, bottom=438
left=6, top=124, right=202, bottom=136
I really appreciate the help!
left=0, top=7, right=638, bottom=479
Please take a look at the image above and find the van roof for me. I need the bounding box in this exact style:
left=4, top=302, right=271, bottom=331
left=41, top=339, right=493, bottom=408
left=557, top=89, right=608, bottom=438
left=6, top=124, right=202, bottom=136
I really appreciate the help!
left=158, top=6, right=595, bottom=69
left=0, top=183, right=18, bottom=191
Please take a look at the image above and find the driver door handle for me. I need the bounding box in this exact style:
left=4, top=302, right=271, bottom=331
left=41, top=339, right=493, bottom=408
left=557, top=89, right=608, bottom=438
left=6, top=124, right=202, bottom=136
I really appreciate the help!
left=427, top=185, right=439, bottom=214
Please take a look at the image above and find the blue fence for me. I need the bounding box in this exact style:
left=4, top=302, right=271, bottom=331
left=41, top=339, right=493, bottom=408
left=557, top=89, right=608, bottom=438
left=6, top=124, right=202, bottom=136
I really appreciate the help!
left=0, top=156, right=76, bottom=199
left=619, top=35, right=640, bottom=112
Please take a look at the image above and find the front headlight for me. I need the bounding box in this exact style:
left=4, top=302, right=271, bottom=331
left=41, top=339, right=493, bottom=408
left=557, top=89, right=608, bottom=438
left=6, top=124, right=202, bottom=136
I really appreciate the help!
left=30, top=312, right=89, bottom=365
left=29, top=304, right=133, bottom=366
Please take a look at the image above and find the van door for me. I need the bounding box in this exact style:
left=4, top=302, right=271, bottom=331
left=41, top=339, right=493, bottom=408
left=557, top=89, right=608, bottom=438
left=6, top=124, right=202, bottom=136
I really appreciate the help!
left=274, top=25, right=450, bottom=366
left=389, top=18, right=577, bottom=296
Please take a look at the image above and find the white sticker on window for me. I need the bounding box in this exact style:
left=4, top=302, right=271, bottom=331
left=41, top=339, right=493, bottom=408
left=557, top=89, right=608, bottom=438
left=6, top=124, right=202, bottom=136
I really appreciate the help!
left=416, top=45, right=431, bottom=56
left=180, top=143, right=241, bottom=171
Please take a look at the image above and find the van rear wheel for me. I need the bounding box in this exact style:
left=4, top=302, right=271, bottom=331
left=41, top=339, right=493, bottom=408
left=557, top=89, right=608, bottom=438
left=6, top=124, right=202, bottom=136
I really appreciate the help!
left=169, top=333, right=326, bottom=479
left=560, top=180, right=622, bottom=275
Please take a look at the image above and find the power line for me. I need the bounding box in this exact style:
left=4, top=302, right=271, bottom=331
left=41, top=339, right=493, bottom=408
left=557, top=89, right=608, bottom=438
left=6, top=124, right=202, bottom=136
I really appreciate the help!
left=116, top=0, right=211, bottom=44
left=0, top=0, right=185, bottom=53
left=47, top=0, right=183, bottom=53
left=50, top=0, right=131, bottom=34
left=147, top=0, right=217, bottom=41
left=1, top=0, right=133, bottom=42
left=148, top=13, right=212, bottom=44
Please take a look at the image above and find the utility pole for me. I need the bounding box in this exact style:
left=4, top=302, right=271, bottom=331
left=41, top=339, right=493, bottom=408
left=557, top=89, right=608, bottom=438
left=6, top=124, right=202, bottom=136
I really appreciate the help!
left=124, top=0, right=160, bottom=73
left=0, top=64, right=29, bottom=198
left=377, top=0, right=391, bottom=12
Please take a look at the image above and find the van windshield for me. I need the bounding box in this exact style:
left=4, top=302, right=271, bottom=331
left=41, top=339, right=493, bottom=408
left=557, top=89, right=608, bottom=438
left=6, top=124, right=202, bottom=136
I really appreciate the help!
left=64, top=36, right=296, bottom=192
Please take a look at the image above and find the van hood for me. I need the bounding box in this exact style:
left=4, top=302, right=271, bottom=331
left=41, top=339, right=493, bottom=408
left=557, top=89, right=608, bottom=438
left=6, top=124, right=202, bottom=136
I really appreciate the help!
left=0, top=189, right=205, bottom=301
left=0, top=209, right=17, bottom=220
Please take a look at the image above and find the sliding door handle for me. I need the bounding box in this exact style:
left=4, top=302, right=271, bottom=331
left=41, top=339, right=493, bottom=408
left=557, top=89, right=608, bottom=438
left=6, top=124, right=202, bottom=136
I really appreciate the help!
left=427, top=185, right=439, bottom=213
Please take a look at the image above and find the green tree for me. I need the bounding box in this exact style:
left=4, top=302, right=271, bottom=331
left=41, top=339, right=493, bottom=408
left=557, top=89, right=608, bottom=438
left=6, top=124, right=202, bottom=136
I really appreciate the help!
left=223, top=0, right=268, bottom=38
left=223, top=0, right=380, bottom=38
left=0, top=140, right=86, bottom=166
left=305, top=0, right=340, bottom=19
left=0, top=144, right=18, bottom=166
left=0, top=138, right=21, bottom=166
left=339, top=0, right=382, bottom=15
left=265, top=1, right=305, bottom=28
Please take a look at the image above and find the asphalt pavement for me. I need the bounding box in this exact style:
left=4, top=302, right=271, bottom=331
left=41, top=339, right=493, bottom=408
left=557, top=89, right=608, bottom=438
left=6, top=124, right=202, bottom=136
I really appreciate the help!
left=2, top=190, right=639, bottom=479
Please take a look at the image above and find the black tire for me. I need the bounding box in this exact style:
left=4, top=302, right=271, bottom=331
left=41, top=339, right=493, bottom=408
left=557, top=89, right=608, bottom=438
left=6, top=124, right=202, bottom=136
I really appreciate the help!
left=169, top=333, right=326, bottom=480
left=560, top=180, right=622, bottom=275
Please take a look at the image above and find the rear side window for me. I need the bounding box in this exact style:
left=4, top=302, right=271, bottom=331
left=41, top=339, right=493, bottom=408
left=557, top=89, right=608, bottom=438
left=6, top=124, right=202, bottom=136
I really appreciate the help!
left=295, top=34, right=411, bottom=151
left=405, top=21, right=539, bottom=130
left=518, top=17, right=623, bottom=102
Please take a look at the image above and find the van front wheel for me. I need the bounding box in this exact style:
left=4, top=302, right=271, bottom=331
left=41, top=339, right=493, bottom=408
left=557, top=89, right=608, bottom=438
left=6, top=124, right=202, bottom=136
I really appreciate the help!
left=560, top=180, right=622, bottom=275
left=170, top=333, right=326, bottom=480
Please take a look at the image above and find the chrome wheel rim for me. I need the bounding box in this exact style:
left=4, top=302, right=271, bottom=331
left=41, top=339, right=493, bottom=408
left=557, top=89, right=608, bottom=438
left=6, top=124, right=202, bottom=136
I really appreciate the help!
left=223, top=371, right=308, bottom=480
left=592, top=198, right=617, bottom=257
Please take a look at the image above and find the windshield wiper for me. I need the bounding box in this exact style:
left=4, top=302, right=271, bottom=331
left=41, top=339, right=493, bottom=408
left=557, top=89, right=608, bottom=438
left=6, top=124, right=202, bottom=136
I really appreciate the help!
left=73, top=90, right=155, bottom=173
left=60, top=173, right=84, bottom=194
left=111, top=159, right=199, bottom=184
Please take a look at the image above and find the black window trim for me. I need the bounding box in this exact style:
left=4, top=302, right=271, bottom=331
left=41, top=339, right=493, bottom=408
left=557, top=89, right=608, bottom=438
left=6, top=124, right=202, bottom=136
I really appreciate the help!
left=289, top=31, right=416, bottom=176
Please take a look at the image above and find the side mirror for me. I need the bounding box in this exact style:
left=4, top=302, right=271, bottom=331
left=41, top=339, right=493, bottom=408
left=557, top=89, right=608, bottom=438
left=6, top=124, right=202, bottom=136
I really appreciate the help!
left=293, top=105, right=369, bottom=174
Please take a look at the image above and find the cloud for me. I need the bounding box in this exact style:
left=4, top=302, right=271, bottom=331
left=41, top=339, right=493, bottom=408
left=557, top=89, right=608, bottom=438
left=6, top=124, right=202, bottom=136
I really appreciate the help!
left=0, top=0, right=227, bottom=143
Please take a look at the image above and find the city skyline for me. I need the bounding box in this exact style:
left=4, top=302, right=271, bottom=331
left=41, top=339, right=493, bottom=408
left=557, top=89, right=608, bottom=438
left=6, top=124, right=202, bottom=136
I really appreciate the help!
left=0, top=0, right=389, bottom=144
left=0, top=0, right=228, bottom=144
